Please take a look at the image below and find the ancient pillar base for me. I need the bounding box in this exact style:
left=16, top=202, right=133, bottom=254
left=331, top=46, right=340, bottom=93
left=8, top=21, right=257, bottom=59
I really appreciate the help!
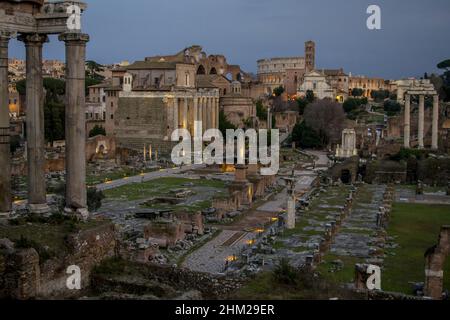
left=27, top=203, right=50, bottom=215
left=286, top=198, right=296, bottom=229
left=64, top=207, right=89, bottom=221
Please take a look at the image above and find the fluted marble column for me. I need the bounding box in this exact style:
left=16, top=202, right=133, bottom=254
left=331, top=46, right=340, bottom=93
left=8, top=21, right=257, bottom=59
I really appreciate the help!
left=182, top=97, right=188, bottom=130
left=173, top=97, right=179, bottom=130
left=59, top=33, right=89, bottom=219
left=198, top=97, right=203, bottom=132
left=432, top=95, right=439, bottom=150
left=216, top=98, right=220, bottom=129
left=19, top=33, right=50, bottom=214
left=404, top=94, right=411, bottom=148
left=201, top=97, right=207, bottom=133
left=418, top=95, right=425, bottom=149
left=0, top=32, right=12, bottom=216
left=193, top=97, right=197, bottom=121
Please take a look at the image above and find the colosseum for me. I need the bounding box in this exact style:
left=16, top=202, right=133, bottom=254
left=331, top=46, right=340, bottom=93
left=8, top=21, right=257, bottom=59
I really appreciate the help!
left=257, top=41, right=315, bottom=96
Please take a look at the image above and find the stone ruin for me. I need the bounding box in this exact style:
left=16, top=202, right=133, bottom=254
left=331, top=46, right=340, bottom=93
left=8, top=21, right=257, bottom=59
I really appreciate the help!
left=336, top=129, right=358, bottom=158
left=424, top=225, right=450, bottom=300
left=211, top=163, right=276, bottom=221
left=1, top=0, right=90, bottom=219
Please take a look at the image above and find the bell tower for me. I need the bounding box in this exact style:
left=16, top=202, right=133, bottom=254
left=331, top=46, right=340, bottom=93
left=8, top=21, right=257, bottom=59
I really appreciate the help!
left=305, top=41, right=315, bottom=72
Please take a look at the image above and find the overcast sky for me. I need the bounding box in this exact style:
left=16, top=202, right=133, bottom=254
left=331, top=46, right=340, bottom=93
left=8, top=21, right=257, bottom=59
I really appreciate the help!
left=8, top=0, right=450, bottom=79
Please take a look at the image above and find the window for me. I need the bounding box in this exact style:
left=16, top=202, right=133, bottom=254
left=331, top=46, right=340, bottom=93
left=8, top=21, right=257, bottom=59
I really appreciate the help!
left=111, top=102, right=114, bottom=108
left=110, top=114, right=114, bottom=120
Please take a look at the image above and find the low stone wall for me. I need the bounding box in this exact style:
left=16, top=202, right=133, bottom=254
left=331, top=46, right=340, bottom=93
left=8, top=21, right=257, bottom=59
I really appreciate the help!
left=92, top=262, right=244, bottom=299
left=144, top=220, right=185, bottom=247
left=0, top=222, right=117, bottom=299
left=365, top=160, right=407, bottom=184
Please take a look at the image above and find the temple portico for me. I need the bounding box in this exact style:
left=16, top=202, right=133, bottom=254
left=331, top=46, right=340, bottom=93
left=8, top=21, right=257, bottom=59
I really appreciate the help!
left=398, top=79, right=439, bottom=150
left=0, top=0, right=90, bottom=218
left=170, top=91, right=219, bottom=135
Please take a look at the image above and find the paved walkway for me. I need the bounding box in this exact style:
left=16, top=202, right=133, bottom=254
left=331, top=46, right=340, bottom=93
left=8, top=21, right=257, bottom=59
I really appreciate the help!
left=95, top=164, right=206, bottom=191
left=182, top=230, right=254, bottom=274
left=182, top=150, right=329, bottom=273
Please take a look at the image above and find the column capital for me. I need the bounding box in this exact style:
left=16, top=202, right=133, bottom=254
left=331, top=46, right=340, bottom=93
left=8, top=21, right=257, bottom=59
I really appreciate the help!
left=58, top=32, right=90, bottom=44
left=18, top=33, right=49, bottom=45
left=0, top=31, right=15, bottom=42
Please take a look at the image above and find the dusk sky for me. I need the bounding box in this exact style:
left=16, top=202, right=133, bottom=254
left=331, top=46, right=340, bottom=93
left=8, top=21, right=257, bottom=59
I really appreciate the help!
left=8, top=0, right=450, bottom=79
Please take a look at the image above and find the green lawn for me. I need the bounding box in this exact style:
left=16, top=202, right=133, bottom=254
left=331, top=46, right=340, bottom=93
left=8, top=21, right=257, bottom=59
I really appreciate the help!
left=0, top=218, right=109, bottom=260
left=383, top=203, right=450, bottom=294
left=86, top=167, right=158, bottom=186
left=104, top=177, right=227, bottom=201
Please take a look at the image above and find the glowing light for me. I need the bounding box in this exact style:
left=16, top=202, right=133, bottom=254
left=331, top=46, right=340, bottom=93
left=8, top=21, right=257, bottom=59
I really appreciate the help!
left=226, top=255, right=237, bottom=262
left=255, top=228, right=264, bottom=234
left=246, top=239, right=256, bottom=245
left=140, top=172, right=145, bottom=176
left=271, top=217, right=279, bottom=222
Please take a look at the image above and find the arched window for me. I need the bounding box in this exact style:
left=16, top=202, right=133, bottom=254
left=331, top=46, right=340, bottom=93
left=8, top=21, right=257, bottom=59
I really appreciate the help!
left=197, top=65, right=206, bottom=75
left=210, top=67, right=217, bottom=75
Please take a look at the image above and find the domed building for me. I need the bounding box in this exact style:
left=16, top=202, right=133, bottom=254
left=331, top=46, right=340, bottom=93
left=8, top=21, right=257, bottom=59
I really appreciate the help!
left=220, top=81, right=257, bottom=128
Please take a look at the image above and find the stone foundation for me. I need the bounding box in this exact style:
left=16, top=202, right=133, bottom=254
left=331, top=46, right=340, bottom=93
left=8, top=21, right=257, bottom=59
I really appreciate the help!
left=0, top=222, right=117, bottom=299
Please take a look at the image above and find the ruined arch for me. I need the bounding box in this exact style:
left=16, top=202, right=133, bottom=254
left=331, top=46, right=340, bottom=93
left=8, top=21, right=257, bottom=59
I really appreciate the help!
left=210, top=67, right=217, bottom=75
left=197, top=65, right=206, bottom=75
left=424, top=226, right=450, bottom=299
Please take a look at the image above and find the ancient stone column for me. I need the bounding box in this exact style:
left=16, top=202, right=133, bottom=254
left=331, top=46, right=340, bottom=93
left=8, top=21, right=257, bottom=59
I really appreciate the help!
left=19, top=34, right=50, bottom=214
left=211, top=97, right=216, bottom=129
left=432, top=95, right=439, bottom=150
left=183, top=97, right=188, bottom=130
left=173, top=97, right=179, bottom=130
left=215, top=97, right=220, bottom=129
left=202, top=97, right=208, bottom=133
left=193, top=96, right=198, bottom=122
left=206, top=97, right=211, bottom=131
left=404, top=94, right=411, bottom=148
left=59, top=33, right=89, bottom=219
left=286, top=196, right=296, bottom=229
left=0, top=32, right=12, bottom=216
left=418, top=95, right=425, bottom=149
left=198, top=97, right=203, bottom=133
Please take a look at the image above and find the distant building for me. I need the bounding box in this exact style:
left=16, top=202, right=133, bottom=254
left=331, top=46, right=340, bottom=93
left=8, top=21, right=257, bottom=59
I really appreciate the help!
left=323, top=68, right=349, bottom=102
left=86, top=81, right=110, bottom=134
left=348, top=75, right=389, bottom=98
left=297, top=70, right=335, bottom=100
left=257, top=41, right=315, bottom=96
left=220, top=81, right=256, bottom=128
left=104, top=54, right=220, bottom=154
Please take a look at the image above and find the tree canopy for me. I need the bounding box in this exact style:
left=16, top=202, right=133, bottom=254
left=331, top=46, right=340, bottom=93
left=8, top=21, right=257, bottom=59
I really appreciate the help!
left=89, top=125, right=106, bottom=138
left=303, top=99, right=345, bottom=145
left=273, top=86, right=285, bottom=97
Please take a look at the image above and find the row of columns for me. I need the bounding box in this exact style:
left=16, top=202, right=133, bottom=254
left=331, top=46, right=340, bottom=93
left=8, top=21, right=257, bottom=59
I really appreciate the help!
left=172, top=95, right=219, bottom=135
left=404, top=94, right=439, bottom=150
left=0, top=31, right=89, bottom=218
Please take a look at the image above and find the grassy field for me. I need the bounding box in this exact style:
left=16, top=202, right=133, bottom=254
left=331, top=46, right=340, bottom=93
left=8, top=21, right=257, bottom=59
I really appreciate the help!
left=383, top=203, right=450, bottom=294
left=104, top=177, right=227, bottom=201
left=0, top=217, right=109, bottom=260
left=86, top=167, right=159, bottom=186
